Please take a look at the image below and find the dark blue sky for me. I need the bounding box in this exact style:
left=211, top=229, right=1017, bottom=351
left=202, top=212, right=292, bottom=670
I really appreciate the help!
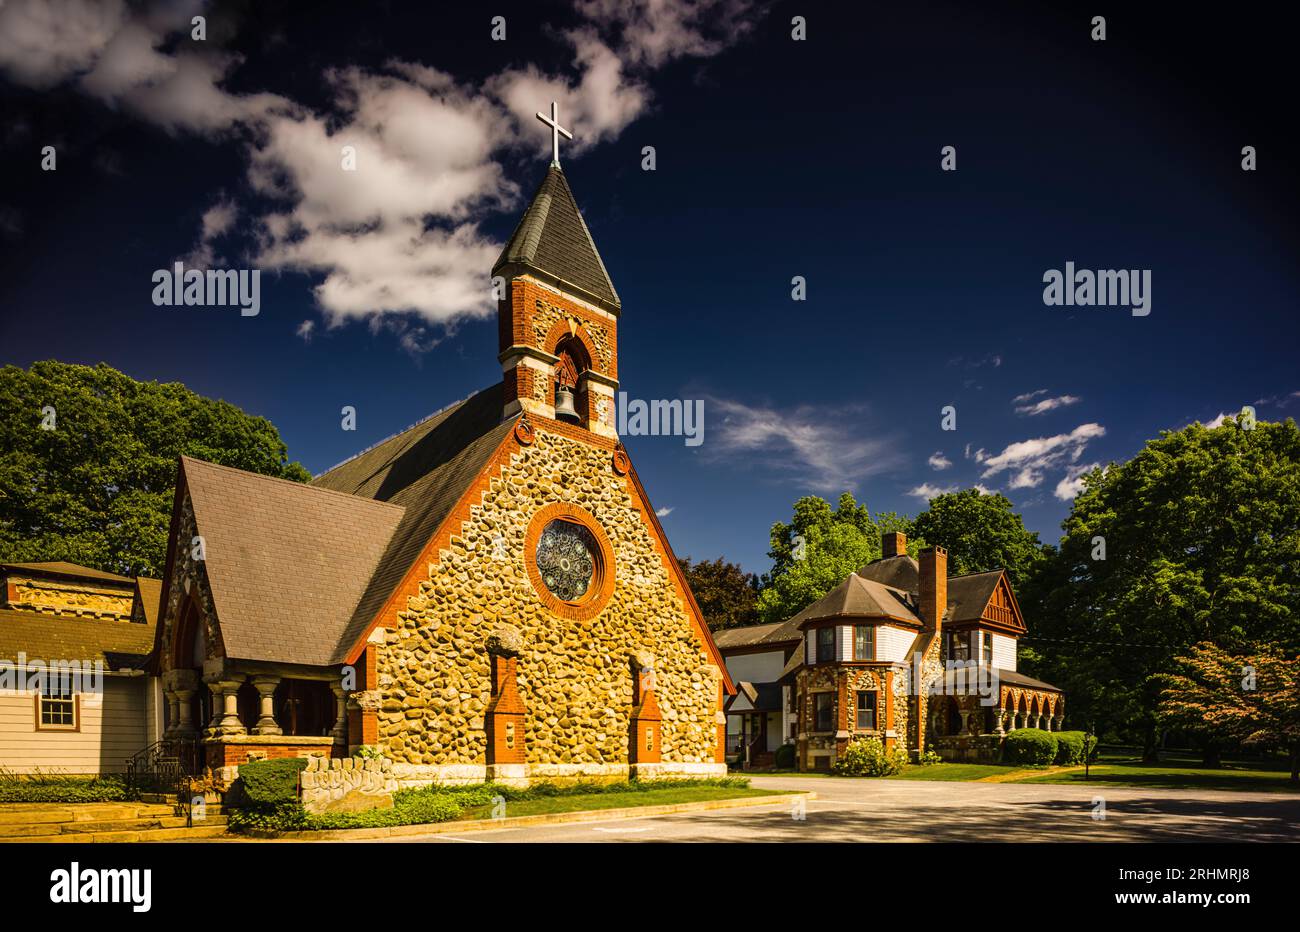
left=2, top=1, right=1296, bottom=573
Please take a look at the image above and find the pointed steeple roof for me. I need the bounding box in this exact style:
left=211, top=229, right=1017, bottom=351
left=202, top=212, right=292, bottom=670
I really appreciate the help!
left=493, top=165, right=621, bottom=313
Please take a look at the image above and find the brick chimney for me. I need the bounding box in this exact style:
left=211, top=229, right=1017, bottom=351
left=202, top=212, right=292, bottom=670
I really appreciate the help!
left=918, top=546, right=948, bottom=632
left=882, top=531, right=907, bottom=558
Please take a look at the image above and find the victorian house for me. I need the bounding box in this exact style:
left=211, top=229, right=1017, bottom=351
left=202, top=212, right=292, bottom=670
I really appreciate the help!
left=718, top=532, right=1065, bottom=769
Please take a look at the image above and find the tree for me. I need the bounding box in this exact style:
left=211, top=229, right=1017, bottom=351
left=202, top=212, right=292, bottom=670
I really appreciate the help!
left=756, top=492, right=915, bottom=622
left=1158, top=642, right=1300, bottom=782
left=911, top=488, right=1046, bottom=588
left=677, top=556, right=760, bottom=631
left=1032, top=416, right=1300, bottom=759
left=0, top=361, right=310, bottom=578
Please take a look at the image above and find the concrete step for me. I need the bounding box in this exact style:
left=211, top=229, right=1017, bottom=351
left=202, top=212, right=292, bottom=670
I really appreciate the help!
left=2, top=823, right=229, bottom=843
left=0, top=803, right=176, bottom=825
left=60, top=815, right=228, bottom=834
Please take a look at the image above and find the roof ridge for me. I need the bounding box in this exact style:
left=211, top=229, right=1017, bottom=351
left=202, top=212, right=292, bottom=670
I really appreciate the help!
left=312, top=387, right=491, bottom=480
left=182, top=455, right=405, bottom=513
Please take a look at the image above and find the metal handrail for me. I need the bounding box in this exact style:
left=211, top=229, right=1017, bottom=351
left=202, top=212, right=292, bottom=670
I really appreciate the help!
left=124, top=736, right=201, bottom=826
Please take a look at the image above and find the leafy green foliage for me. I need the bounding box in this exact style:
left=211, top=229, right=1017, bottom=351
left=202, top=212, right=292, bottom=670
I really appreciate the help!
left=677, top=556, right=760, bottom=630
left=911, top=488, right=1046, bottom=588
left=774, top=743, right=796, bottom=769
left=831, top=736, right=908, bottom=776
left=0, top=360, right=310, bottom=577
left=1052, top=731, right=1096, bottom=765
left=0, top=769, right=127, bottom=803
left=1032, top=417, right=1300, bottom=754
left=231, top=757, right=308, bottom=808
left=758, top=493, right=915, bottom=622
left=1004, top=728, right=1058, bottom=765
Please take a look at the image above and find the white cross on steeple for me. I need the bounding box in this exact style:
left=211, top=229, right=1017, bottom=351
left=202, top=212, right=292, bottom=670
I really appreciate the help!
left=536, top=101, right=573, bottom=166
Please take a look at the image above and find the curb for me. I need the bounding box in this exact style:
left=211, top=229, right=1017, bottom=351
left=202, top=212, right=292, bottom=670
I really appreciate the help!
left=245, top=791, right=814, bottom=841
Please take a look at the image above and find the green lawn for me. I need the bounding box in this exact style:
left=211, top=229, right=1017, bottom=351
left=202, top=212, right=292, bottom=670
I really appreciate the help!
left=887, top=763, right=1017, bottom=782
left=457, top=784, right=791, bottom=819
left=1013, top=759, right=1300, bottom=793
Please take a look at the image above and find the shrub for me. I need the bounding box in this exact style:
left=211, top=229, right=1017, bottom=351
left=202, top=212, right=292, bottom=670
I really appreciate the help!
left=1053, top=731, right=1097, bottom=764
left=233, top=757, right=309, bottom=807
left=0, top=769, right=128, bottom=803
left=1004, top=728, right=1058, bottom=765
left=832, top=737, right=908, bottom=777
left=918, top=748, right=944, bottom=766
left=774, top=744, right=796, bottom=769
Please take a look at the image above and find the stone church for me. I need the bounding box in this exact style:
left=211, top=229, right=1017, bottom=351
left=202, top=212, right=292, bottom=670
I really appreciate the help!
left=151, top=152, right=734, bottom=787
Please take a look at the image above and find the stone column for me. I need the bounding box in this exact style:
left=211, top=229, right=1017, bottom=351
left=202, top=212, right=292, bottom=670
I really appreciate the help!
left=957, top=709, right=971, bottom=736
left=993, top=709, right=1006, bottom=736
left=216, top=676, right=246, bottom=735
left=204, top=679, right=225, bottom=736
left=162, top=690, right=179, bottom=738
left=251, top=675, right=282, bottom=735
left=329, top=683, right=348, bottom=744
left=173, top=686, right=198, bottom=737
left=1053, top=715, right=1064, bottom=732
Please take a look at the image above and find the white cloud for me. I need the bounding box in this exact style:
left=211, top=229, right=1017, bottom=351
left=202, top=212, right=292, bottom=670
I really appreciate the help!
left=0, top=0, right=128, bottom=88
left=1203, top=412, right=1232, bottom=429
left=296, top=320, right=316, bottom=343
left=906, top=482, right=957, bottom=501
left=1054, top=462, right=1100, bottom=501
left=979, top=423, right=1106, bottom=490
left=655, top=506, right=673, bottom=517
left=183, top=200, right=238, bottom=267
left=707, top=397, right=905, bottom=493
left=0, top=0, right=758, bottom=342
left=927, top=451, right=952, bottom=471
left=1014, top=393, right=1081, bottom=416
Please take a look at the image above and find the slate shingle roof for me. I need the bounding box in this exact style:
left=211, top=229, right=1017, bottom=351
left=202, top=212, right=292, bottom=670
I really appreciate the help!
left=945, top=571, right=1006, bottom=624
left=493, top=166, right=621, bottom=311
left=0, top=609, right=155, bottom=671
left=797, top=573, right=919, bottom=627
left=310, top=386, right=514, bottom=662
left=182, top=456, right=405, bottom=667
left=1, top=562, right=134, bottom=585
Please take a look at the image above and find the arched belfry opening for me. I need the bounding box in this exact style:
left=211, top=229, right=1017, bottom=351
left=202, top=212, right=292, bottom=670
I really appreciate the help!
left=553, top=334, right=590, bottom=424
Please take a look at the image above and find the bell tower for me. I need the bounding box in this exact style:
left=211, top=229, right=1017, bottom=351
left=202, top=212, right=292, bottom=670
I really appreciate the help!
left=492, top=103, right=620, bottom=440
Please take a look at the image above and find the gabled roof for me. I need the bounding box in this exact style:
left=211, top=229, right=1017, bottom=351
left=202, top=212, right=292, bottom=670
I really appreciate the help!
left=0, top=608, right=155, bottom=671
left=133, top=577, right=162, bottom=628
left=493, top=165, right=621, bottom=312
left=946, top=570, right=1006, bottom=623
left=181, top=456, right=405, bottom=666
left=310, top=386, right=515, bottom=662
left=1, top=561, right=134, bottom=585
left=798, top=573, right=919, bottom=627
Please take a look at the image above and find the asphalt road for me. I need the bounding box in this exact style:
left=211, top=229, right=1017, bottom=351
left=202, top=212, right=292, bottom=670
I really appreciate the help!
left=339, top=776, right=1300, bottom=843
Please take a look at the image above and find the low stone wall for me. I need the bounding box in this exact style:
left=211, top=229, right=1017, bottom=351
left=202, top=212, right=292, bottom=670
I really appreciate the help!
left=389, top=760, right=729, bottom=790
left=300, top=756, right=399, bottom=814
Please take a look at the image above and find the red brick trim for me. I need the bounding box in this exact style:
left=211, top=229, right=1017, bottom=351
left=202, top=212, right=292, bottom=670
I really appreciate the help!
left=523, top=502, right=616, bottom=622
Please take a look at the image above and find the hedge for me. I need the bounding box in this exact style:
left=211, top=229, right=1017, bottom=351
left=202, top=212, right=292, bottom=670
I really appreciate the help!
left=232, top=757, right=308, bottom=808
left=1053, top=731, right=1098, bottom=765
left=1003, top=728, right=1058, bottom=765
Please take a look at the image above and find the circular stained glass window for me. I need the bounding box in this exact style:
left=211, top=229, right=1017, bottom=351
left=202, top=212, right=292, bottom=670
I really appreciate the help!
left=535, top=518, right=599, bottom=601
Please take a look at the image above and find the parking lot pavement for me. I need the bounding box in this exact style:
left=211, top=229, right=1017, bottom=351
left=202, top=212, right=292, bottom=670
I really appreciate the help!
left=333, top=776, right=1300, bottom=843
